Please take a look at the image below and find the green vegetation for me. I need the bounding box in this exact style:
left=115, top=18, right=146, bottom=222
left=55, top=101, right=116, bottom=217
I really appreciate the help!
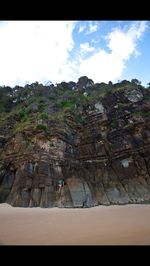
left=111, top=119, right=118, bottom=128
left=142, top=111, right=150, bottom=118
left=36, top=124, right=48, bottom=131
left=18, top=109, right=27, bottom=120
left=56, top=99, right=76, bottom=110
left=105, top=90, right=113, bottom=97
left=0, top=95, right=13, bottom=112
left=109, top=143, right=117, bottom=150
left=133, top=110, right=150, bottom=117
left=40, top=113, right=48, bottom=120
left=123, top=123, right=134, bottom=130
left=131, top=79, right=141, bottom=85
left=117, top=103, right=126, bottom=111
left=142, top=95, right=149, bottom=101
left=74, top=113, right=85, bottom=124
left=13, top=120, right=33, bottom=133
left=0, top=77, right=149, bottom=141
left=38, top=102, right=47, bottom=112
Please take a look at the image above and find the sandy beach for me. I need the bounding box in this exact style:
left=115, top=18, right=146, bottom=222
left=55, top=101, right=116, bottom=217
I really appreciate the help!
left=0, top=203, right=150, bottom=245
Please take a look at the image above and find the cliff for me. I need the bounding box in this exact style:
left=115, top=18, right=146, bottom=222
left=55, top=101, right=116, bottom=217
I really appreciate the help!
left=0, top=77, right=150, bottom=207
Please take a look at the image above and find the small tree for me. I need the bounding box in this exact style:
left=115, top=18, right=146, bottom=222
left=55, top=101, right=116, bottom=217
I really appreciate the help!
left=131, top=79, right=141, bottom=85
left=147, top=82, right=150, bottom=88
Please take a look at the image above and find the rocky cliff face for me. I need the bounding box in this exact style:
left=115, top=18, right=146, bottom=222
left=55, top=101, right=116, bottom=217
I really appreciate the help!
left=1, top=77, right=150, bottom=207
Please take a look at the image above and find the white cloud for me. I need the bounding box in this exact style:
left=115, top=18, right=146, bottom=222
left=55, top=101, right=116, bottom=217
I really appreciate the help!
left=86, top=21, right=98, bottom=34
left=77, top=21, right=148, bottom=83
left=78, top=24, right=86, bottom=33
left=80, top=42, right=95, bottom=54
left=0, top=21, right=148, bottom=87
left=0, top=21, right=76, bottom=86
left=127, top=21, right=148, bottom=39
left=107, top=21, right=148, bottom=60
left=78, top=50, right=124, bottom=82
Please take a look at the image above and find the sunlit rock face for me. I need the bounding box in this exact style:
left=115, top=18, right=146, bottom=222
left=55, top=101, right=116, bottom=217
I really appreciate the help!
left=125, top=88, right=143, bottom=103
left=1, top=78, right=150, bottom=207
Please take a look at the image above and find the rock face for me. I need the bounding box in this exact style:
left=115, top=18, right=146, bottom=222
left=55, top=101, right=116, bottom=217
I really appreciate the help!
left=1, top=78, right=150, bottom=207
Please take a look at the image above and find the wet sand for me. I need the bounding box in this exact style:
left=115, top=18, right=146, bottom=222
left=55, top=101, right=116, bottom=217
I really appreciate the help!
left=0, top=203, right=150, bottom=245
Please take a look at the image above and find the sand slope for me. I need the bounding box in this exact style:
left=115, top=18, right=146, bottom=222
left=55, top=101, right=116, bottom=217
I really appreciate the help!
left=0, top=204, right=150, bottom=245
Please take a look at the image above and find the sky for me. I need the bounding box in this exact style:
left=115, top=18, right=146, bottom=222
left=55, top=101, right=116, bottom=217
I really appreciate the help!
left=0, top=20, right=149, bottom=87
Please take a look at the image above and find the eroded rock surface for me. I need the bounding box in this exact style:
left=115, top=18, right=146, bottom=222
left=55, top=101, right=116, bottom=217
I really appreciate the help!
left=1, top=78, right=150, bottom=207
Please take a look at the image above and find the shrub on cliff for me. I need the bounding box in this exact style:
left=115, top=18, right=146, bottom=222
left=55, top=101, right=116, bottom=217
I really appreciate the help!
left=36, top=124, right=47, bottom=131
